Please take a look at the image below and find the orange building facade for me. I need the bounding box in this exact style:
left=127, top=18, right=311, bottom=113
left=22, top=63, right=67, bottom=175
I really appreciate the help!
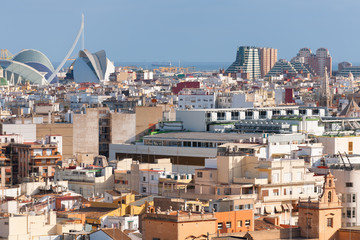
left=11, top=142, right=62, bottom=182
left=215, top=209, right=254, bottom=234
left=142, top=211, right=216, bottom=240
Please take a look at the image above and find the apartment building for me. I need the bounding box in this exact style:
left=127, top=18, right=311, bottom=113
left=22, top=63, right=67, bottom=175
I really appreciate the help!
left=209, top=198, right=255, bottom=233
left=110, top=132, right=264, bottom=172
left=0, top=145, right=12, bottom=187
left=73, top=107, right=136, bottom=157
left=55, top=166, right=114, bottom=198
left=177, top=89, right=216, bottom=109
left=225, top=46, right=261, bottom=80
left=115, top=158, right=172, bottom=195
left=9, top=141, right=62, bottom=183
left=193, top=143, right=324, bottom=225
left=293, top=47, right=332, bottom=77
left=0, top=210, right=83, bottom=240
left=259, top=47, right=278, bottom=78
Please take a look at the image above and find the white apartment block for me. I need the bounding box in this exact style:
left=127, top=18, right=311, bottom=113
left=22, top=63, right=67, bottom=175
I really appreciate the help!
left=177, top=89, right=216, bottom=110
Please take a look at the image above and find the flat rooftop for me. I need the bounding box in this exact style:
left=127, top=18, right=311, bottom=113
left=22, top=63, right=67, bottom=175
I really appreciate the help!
left=144, top=132, right=263, bottom=142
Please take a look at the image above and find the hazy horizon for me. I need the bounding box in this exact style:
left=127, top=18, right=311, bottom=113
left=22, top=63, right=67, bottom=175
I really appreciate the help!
left=3, top=0, right=360, bottom=64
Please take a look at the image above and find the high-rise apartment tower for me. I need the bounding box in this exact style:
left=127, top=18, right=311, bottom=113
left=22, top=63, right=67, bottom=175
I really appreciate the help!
left=225, top=46, right=261, bottom=80
left=259, top=47, right=277, bottom=78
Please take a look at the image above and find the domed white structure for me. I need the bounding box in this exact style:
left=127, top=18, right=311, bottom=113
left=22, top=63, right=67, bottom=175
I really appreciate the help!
left=71, top=49, right=114, bottom=83
left=0, top=49, right=58, bottom=85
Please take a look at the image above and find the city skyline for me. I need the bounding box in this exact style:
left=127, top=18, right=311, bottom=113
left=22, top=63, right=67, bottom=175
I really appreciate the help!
left=3, top=0, right=360, bottom=63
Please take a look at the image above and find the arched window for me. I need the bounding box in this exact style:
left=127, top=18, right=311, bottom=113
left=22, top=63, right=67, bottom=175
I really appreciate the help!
left=329, top=180, right=332, bottom=187
left=328, top=191, right=332, bottom=202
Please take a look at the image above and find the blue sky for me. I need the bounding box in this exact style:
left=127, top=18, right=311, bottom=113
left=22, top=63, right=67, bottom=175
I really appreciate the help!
left=2, top=0, right=360, bottom=63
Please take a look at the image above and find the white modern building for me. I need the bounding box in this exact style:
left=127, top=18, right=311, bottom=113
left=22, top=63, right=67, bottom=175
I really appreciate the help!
left=176, top=106, right=326, bottom=132
left=177, top=89, right=216, bottom=109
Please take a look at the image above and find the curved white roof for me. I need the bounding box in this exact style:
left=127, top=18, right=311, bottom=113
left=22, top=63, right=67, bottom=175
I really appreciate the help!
left=0, top=60, right=47, bottom=85
left=13, top=49, right=55, bottom=72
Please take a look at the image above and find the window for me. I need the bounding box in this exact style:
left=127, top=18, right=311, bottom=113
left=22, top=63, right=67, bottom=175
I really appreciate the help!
left=346, top=182, right=353, bottom=187
left=226, top=222, right=231, bottom=228
left=328, top=191, right=332, bottom=202
left=46, top=149, right=52, bottom=156
left=327, top=218, right=333, bottom=227
left=273, top=189, right=279, bottom=196
left=143, top=177, right=146, bottom=182
left=347, top=194, right=352, bottom=203
left=353, top=194, right=356, bottom=203
left=151, top=175, right=154, bottom=181
left=284, top=188, right=292, bottom=195
left=142, top=187, right=147, bottom=193
left=217, top=222, right=223, bottom=229
left=307, top=218, right=312, bottom=229
left=245, top=220, right=251, bottom=227
left=347, top=207, right=351, bottom=218
left=262, top=190, right=269, bottom=197
left=213, top=204, right=218, bottom=212
left=197, top=172, right=203, bottom=178
left=353, top=207, right=356, bottom=218
left=210, top=173, right=213, bottom=179
left=237, top=220, right=242, bottom=227
left=349, top=142, right=353, bottom=155
left=33, top=149, right=42, bottom=156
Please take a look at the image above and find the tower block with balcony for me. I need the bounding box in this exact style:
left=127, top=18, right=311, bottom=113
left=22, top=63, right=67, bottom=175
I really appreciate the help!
left=298, top=172, right=342, bottom=240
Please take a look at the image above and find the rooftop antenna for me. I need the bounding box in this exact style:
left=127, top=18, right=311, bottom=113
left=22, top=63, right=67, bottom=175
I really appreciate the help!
left=47, top=14, right=85, bottom=84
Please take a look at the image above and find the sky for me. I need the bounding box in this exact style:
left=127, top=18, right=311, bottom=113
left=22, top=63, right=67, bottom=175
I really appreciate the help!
left=2, top=0, right=360, bottom=63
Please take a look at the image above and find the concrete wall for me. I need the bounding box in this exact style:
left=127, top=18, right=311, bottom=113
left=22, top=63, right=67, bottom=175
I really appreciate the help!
left=73, top=109, right=99, bottom=155
left=143, top=215, right=216, bottom=240
left=2, top=123, right=36, bottom=142
left=176, top=110, right=206, bottom=132
left=111, top=112, right=136, bottom=144
left=318, top=136, right=360, bottom=155
left=36, top=123, right=73, bottom=159
left=135, top=106, right=163, bottom=140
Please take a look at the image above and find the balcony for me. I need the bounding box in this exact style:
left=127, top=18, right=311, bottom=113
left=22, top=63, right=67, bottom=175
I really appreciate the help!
left=31, top=154, right=60, bottom=159
left=263, top=193, right=319, bottom=202
left=233, top=177, right=268, bottom=185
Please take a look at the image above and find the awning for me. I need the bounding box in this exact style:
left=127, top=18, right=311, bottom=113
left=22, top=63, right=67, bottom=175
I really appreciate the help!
left=275, top=205, right=282, bottom=213
left=264, top=206, right=272, bottom=214
left=287, top=204, right=293, bottom=210
left=282, top=204, right=289, bottom=211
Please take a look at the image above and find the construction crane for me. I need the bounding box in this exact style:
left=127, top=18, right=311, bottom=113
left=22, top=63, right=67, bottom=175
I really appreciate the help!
left=0, top=49, right=13, bottom=60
